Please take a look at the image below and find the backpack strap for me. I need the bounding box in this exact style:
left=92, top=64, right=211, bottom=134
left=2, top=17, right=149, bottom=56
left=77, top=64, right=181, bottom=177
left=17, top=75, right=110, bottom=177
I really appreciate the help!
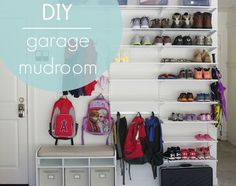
left=81, top=118, right=86, bottom=145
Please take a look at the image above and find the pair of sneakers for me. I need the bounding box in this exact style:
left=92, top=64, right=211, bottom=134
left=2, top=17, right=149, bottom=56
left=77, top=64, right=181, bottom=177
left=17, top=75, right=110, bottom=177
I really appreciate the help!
left=195, top=93, right=211, bottom=102
left=168, top=113, right=184, bottom=121
left=177, top=92, right=194, bottom=102
left=178, top=69, right=194, bottom=79
left=153, top=36, right=172, bottom=46
left=130, top=35, right=152, bottom=45
left=198, top=113, right=212, bottom=121
left=131, top=17, right=150, bottom=29
left=151, top=18, right=170, bottom=28
left=173, top=35, right=192, bottom=45
left=194, top=50, right=211, bottom=63
left=195, top=68, right=212, bottom=79
left=181, top=148, right=197, bottom=160
left=196, top=147, right=211, bottom=160
left=194, top=36, right=212, bottom=46
left=164, top=147, right=181, bottom=161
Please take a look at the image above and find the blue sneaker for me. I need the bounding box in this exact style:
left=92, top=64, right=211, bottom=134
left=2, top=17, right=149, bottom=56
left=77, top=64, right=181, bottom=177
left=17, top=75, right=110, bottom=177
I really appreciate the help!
left=196, top=93, right=204, bottom=102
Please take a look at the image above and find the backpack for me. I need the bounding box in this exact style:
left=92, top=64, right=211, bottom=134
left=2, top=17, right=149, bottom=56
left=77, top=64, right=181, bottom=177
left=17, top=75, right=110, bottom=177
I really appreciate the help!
left=145, top=112, right=164, bottom=179
left=81, top=94, right=113, bottom=145
left=114, top=112, right=128, bottom=185
left=123, top=113, right=148, bottom=180
left=124, top=114, right=148, bottom=163
left=49, top=97, right=78, bottom=146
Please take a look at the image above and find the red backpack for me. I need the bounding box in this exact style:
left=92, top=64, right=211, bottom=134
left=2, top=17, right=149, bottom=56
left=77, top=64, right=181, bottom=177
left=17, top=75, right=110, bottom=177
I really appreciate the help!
left=49, top=97, right=78, bottom=145
left=124, top=114, right=148, bottom=164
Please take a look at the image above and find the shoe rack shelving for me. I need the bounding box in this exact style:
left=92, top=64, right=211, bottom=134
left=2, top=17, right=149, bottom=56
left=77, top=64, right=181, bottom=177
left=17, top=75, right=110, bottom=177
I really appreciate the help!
left=110, top=0, right=218, bottom=185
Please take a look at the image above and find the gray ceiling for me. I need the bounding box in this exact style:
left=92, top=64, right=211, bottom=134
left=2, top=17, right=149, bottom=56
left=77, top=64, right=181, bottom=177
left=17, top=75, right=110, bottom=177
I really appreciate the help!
left=219, top=0, right=236, bottom=10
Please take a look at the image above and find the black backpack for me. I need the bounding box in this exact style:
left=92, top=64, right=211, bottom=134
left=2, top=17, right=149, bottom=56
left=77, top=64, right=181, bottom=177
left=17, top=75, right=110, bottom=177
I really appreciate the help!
left=114, top=112, right=128, bottom=185
left=145, top=112, right=164, bottom=179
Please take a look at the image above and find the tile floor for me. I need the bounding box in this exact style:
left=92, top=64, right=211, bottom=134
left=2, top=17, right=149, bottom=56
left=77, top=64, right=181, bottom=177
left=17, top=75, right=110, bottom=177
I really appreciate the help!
left=218, top=141, right=236, bottom=186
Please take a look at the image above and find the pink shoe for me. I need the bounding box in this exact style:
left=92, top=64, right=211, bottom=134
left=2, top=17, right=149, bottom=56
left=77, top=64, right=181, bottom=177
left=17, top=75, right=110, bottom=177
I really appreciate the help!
left=203, top=134, right=213, bottom=141
left=205, top=113, right=212, bottom=121
left=195, top=134, right=205, bottom=140
left=198, top=113, right=206, bottom=121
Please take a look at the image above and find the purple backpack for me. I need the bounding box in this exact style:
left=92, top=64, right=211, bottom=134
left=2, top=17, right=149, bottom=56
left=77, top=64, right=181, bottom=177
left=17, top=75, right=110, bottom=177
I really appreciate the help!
left=82, top=94, right=113, bottom=145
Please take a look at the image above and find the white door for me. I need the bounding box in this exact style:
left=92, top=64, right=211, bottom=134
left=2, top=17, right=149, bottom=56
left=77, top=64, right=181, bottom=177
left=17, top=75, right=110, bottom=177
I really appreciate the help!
left=0, top=61, right=28, bottom=184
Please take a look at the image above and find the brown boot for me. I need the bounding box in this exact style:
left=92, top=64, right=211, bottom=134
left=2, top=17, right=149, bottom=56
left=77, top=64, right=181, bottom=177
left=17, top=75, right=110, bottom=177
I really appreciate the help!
left=161, top=18, right=170, bottom=28
left=192, top=12, right=203, bottom=28
left=203, top=12, right=212, bottom=29
left=151, top=19, right=161, bottom=28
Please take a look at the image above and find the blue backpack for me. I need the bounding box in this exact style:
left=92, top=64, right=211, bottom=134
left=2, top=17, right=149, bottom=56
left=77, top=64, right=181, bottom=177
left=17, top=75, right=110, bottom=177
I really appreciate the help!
left=145, top=112, right=164, bottom=179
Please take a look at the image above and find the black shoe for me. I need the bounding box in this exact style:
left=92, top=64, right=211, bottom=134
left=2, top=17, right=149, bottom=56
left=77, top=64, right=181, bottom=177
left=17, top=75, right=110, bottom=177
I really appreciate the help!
left=173, top=35, right=183, bottom=45
left=164, top=147, right=176, bottom=161
left=174, top=147, right=182, bottom=160
left=183, top=36, right=193, bottom=45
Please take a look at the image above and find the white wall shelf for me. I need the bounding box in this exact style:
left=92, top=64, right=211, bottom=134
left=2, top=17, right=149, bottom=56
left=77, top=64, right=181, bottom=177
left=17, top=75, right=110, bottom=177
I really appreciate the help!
left=120, top=5, right=217, bottom=12
left=120, top=45, right=217, bottom=50
left=124, top=28, right=217, bottom=36
left=164, top=157, right=217, bottom=163
left=163, top=136, right=217, bottom=144
left=162, top=119, right=218, bottom=125
left=112, top=62, right=217, bottom=66
left=110, top=79, right=218, bottom=83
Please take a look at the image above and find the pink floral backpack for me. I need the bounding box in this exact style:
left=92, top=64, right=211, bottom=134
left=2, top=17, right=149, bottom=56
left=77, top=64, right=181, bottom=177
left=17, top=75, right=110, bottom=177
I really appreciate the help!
left=82, top=94, right=113, bottom=145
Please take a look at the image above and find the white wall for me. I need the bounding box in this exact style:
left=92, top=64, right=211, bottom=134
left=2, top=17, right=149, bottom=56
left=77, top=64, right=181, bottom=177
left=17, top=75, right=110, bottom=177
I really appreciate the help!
left=227, top=8, right=236, bottom=146
left=218, top=11, right=228, bottom=140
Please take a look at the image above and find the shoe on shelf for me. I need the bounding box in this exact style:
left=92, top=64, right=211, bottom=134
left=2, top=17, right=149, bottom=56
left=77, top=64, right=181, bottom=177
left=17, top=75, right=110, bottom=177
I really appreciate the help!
left=202, top=50, right=211, bottom=63
left=183, top=36, right=193, bottom=45
left=164, top=147, right=176, bottom=161
left=196, top=93, right=205, bottom=102
left=178, top=93, right=188, bottom=102
left=198, top=113, right=206, bottom=121
left=194, top=35, right=205, bottom=45
left=171, top=13, right=182, bottom=28
left=195, top=134, right=205, bottom=140
left=192, top=12, right=203, bottom=28
left=177, top=113, right=184, bottom=121
left=173, top=35, right=183, bottom=45
left=191, top=114, right=197, bottom=121
left=188, top=148, right=197, bottom=160
left=182, top=12, right=192, bottom=28
left=161, top=18, right=170, bottom=28
left=174, top=147, right=182, bottom=160
left=153, top=36, right=163, bottom=46
left=186, top=69, right=194, bottom=79
left=158, top=74, right=168, bottom=79
left=178, top=69, right=187, bottom=79
left=194, top=50, right=203, bottom=62
left=142, top=35, right=152, bottom=45
left=167, top=74, right=177, bottom=79
left=203, top=134, right=213, bottom=141
left=204, top=36, right=213, bottom=46
left=204, top=93, right=211, bottom=102
left=181, top=148, right=188, bottom=160
left=140, top=16, right=150, bottom=29
left=151, top=18, right=161, bottom=28
left=203, top=51, right=212, bottom=63
left=163, top=36, right=172, bottom=45
left=205, top=113, right=212, bottom=121
left=184, top=114, right=193, bottom=121
left=194, top=68, right=203, bottom=79
left=203, top=68, right=212, bottom=80
left=130, top=35, right=142, bottom=45
left=131, top=17, right=141, bottom=29
left=198, top=113, right=207, bottom=121
left=203, top=12, right=212, bottom=29
left=168, top=112, right=178, bottom=121
left=187, top=92, right=194, bottom=102
left=203, top=146, right=211, bottom=159
left=196, top=147, right=205, bottom=160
